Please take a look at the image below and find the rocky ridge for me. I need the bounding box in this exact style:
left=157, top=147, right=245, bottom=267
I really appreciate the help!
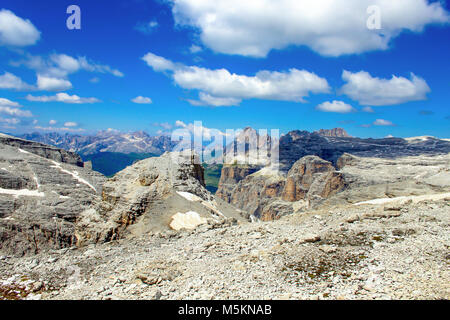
left=0, top=134, right=105, bottom=256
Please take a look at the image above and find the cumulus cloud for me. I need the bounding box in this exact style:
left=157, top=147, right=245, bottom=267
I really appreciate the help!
left=174, top=120, right=227, bottom=140
left=315, top=100, right=356, bottom=113
left=13, top=53, right=124, bottom=79
left=36, top=74, right=72, bottom=91
left=0, top=98, right=21, bottom=108
left=373, top=119, right=395, bottom=126
left=186, top=93, right=241, bottom=107
left=143, top=52, right=330, bottom=106
left=26, top=93, right=100, bottom=104
left=0, top=72, right=34, bottom=91
left=170, top=0, right=449, bottom=57
left=0, top=98, right=32, bottom=117
left=340, top=70, right=431, bottom=106
left=131, top=96, right=153, bottom=104
left=0, top=9, right=41, bottom=47
left=142, top=52, right=177, bottom=72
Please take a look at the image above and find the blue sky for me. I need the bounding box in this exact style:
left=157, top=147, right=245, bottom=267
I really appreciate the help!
left=0, top=0, right=449, bottom=138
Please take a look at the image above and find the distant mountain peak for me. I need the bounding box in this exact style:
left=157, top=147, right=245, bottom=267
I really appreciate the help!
left=315, top=128, right=351, bottom=138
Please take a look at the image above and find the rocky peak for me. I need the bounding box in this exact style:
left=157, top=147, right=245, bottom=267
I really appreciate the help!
left=76, top=152, right=244, bottom=245
left=315, top=128, right=351, bottom=138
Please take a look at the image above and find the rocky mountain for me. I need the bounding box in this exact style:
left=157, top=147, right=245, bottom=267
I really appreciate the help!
left=19, top=131, right=176, bottom=156
left=216, top=132, right=450, bottom=220
left=76, top=151, right=245, bottom=246
left=315, top=128, right=351, bottom=138
left=0, top=131, right=449, bottom=300
left=0, top=133, right=106, bottom=256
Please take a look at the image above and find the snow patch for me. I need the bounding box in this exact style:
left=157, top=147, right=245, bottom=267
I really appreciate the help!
left=18, top=148, right=30, bottom=154
left=177, top=191, right=202, bottom=202
left=0, top=188, right=45, bottom=198
left=170, top=211, right=207, bottom=231
left=50, top=161, right=96, bottom=192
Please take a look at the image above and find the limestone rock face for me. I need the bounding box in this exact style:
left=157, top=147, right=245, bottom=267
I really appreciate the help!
left=0, top=134, right=105, bottom=256
left=281, top=156, right=344, bottom=202
left=215, top=165, right=261, bottom=202
left=216, top=156, right=346, bottom=221
left=75, top=152, right=244, bottom=245
left=323, top=153, right=450, bottom=206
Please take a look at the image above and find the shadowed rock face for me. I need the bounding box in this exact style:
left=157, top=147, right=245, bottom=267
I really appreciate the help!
left=216, top=165, right=261, bottom=202
left=279, top=131, right=450, bottom=171
left=0, top=134, right=105, bottom=256
left=217, top=156, right=346, bottom=220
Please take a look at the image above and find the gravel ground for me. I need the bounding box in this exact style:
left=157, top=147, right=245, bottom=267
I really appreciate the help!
left=1, top=198, right=448, bottom=300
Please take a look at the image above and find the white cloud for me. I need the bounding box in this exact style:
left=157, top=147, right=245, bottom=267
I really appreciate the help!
left=64, top=121, right=78, bottom=127
left=189, top=45, right=202, bottom=54
left=362, top=106, right=375, bottom=113
left=14, top=53, right=124, bottom=79
left=0, top=98, right=21, bottom=108
left=340, top=70, right=430, bottom=106
left=0, top=72, right=34, bottom=91
left=0, top=9, right=40, bottom=47
left=89, top=77, right=100, bottom=83
left=36, top=74, right=73, bottom=91
left=135, top=20, right=159, bottom=34
left=33, top=125, right=85, bottom=132
left=143, top=52, right=330, bottom=106
left=174, top=120, right=226, bottom=140
left=49, top=120, right=57, bottom=125
left=154, top=122, right=173, bottom=130
left=316, top=100, right=356, bottom=113
left=131, top=96, right=153, bottom=104
left=26, top=93, right=100, bottom=104
left=0, top=117, right=20, bottom=125
left=142, top=52, right=176, bottom=72
left=187, top=93, right=241, bottom=107
left=0, top=98, right=32, bottom=117
left=170, top=0, right=449, bottom=57
left=373, top=119, right=395, bottom=126
left=0, top=106, right=32, bottom=117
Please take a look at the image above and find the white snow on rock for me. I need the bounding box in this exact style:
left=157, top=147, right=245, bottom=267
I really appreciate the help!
left=169, top=211, right=207, bottom=231
left=50, top=161, right=96, bottom=192
left=18, top=148, right=30, bottom=154
left=0, top=188, right=45, bottom=198
left=354, top=193, right=450, bottom=206
left=177, top=191, right=202, bottom=202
